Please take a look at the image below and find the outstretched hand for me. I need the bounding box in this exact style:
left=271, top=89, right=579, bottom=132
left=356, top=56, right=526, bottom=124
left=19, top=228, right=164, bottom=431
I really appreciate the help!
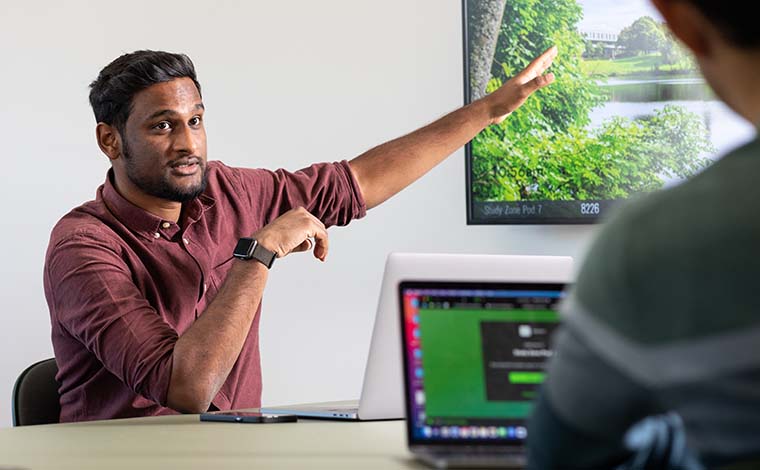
left=483, top=45, right=557, bottom=125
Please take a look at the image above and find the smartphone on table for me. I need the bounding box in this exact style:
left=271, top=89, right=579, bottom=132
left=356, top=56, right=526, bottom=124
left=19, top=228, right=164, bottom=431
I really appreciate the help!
left=200, top=411, right=298, bottom=423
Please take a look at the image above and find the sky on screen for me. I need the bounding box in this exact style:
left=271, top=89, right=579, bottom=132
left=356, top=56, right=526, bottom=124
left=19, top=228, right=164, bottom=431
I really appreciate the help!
left=577, top=0, right=662, bottom=34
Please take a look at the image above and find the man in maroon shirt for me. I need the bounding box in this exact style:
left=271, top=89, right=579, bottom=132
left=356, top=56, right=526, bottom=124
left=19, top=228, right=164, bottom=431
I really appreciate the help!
left=44, top=48, right=556, bottom=421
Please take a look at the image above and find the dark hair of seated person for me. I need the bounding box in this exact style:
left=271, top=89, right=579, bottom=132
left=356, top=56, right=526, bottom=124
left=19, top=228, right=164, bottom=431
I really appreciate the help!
left=686, top=0, right=760, bottom=48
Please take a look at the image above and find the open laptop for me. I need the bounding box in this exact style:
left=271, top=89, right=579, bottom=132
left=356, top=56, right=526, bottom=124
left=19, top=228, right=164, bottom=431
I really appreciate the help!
left=399, top=280, right=567, bottom=468
left=261, top=253, right=572, bottom=420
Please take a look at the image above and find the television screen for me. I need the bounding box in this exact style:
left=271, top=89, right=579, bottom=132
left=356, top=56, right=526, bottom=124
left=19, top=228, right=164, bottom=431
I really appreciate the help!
left=464, top=0, right=754, bottom=224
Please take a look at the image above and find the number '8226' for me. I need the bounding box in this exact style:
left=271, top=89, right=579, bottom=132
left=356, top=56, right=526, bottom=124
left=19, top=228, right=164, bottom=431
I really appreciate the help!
left=580, top=203, right=600, bottom=215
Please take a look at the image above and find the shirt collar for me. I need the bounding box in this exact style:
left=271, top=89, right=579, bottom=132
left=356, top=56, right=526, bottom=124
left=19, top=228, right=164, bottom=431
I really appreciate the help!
left=100, top=169, right=216, bottom=241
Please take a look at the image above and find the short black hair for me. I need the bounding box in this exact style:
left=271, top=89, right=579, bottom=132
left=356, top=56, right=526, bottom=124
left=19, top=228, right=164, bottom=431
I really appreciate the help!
left=88, top=50, right=202, bottom=133
left=686, top=0, right=760, bottom=48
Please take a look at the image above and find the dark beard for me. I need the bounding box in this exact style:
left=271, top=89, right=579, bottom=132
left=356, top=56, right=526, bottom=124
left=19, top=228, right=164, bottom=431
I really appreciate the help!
left=122, top=139, right=208, bottom=203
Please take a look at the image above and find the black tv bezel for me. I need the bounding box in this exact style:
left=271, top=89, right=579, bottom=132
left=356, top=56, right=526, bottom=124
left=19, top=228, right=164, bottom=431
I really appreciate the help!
left=462, top=0, right=601, bottom=225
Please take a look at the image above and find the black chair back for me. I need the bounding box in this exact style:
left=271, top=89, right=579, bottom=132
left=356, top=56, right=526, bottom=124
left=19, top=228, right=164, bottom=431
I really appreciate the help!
left=12, top=358, right=61, bottom=426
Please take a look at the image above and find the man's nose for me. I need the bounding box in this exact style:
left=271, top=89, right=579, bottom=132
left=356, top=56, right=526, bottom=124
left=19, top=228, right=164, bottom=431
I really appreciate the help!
left=173, top=123, right=200, bottom=154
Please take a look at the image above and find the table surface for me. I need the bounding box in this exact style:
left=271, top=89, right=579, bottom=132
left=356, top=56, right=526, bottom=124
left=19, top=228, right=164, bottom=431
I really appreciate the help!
left=0, top=404, right=428, bottom=470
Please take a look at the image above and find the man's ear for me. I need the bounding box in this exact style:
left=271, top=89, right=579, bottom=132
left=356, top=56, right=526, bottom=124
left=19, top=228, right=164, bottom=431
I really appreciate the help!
left=95, top=123, right=122, bottom=162
left=652, top=0, right=712, bottom=58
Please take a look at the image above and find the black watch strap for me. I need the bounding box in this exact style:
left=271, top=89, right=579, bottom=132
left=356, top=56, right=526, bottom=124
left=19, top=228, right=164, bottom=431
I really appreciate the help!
left=233, top=237, right=276, bottom=269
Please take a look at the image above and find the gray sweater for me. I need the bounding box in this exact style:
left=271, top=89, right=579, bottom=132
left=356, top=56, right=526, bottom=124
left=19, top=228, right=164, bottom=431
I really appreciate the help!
left=528, top=136, right=760, bottom=467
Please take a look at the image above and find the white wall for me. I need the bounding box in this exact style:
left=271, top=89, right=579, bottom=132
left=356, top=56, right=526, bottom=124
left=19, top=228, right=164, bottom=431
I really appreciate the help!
left=0, top=0, right=597, bottom=427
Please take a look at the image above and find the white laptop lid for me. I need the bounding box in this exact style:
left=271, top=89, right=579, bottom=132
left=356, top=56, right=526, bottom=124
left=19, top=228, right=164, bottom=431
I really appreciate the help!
left=357, top=253, right=573, bottom=420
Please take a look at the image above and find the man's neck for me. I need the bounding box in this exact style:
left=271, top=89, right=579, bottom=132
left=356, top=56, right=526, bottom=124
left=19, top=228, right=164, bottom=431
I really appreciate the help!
left=112, top=173, right=182, bottom=222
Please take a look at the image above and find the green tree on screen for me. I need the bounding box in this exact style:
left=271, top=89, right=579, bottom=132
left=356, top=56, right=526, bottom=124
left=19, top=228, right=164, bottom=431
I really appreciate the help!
left=492, top=0, right=602, bottom=131
left=468, top=0, right=713, bottom=202
left=661, top=29, right=694, bottom=69
left=617, top=16, right=667, bottom=56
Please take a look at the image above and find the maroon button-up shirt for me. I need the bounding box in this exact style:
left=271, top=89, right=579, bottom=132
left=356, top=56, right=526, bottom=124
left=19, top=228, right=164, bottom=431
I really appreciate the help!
left=44, top=160, right=366, bottom=422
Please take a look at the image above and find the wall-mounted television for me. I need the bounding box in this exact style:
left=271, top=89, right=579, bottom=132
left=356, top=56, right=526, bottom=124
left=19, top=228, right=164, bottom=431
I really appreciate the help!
left=464, top=0, right=754, bottom=224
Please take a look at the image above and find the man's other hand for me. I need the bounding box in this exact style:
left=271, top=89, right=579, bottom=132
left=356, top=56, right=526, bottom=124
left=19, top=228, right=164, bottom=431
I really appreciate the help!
left=484, top=45, right=557, bottom=125
left=253, top=207, right=329, bottom=261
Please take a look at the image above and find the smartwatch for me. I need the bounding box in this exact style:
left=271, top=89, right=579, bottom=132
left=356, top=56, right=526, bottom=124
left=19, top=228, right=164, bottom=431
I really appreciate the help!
left=233, top=237, right=277, bottom=269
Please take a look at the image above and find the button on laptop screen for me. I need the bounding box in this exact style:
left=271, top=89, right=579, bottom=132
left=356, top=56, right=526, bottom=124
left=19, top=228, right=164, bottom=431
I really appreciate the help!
left=399, top=282, right=566, bottom=445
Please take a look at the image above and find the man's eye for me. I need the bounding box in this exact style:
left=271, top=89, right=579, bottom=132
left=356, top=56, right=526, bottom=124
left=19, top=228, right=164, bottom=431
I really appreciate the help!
left=155, top=121, right=171, bottom=130
left=190, top=116, right=202, bottom=126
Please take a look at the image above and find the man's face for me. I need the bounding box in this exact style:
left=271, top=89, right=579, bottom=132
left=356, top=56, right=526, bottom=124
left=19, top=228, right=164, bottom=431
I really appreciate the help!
left=119, top=77, right=207, bottom=202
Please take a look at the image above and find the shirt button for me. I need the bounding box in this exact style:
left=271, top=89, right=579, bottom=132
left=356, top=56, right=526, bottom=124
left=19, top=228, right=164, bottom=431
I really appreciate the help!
left=183, top=238, right=189, bottom=245
left=153, top=232, right=161, bottom=239
left=161, top=222, right=171, bottom=229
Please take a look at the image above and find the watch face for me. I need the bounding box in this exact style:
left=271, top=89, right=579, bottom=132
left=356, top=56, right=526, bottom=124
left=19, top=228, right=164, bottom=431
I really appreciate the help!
left=234, top=238, right=256, bottom=259
left=233, top=238, right=275, bottom=268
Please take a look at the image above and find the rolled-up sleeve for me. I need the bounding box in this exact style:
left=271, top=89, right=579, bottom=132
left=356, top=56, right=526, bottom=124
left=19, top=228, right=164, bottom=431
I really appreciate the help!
left=234, top=161, right=367, bottom=227
left=46, top=231, right=178, bottom=407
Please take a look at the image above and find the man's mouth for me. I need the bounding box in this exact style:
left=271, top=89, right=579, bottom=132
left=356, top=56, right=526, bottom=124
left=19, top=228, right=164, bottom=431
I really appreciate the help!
left=169, top=157, right=201, bottom=176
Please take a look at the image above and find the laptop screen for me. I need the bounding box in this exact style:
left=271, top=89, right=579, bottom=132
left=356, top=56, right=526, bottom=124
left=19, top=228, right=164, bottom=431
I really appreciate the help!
left=399, top=281, right=566, bottom=446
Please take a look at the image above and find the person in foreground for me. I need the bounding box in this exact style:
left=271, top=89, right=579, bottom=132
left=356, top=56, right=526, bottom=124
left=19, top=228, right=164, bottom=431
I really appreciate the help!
left=44, top=47, right=556, bottom=421
left=527, top=1, right=760, bottom=468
